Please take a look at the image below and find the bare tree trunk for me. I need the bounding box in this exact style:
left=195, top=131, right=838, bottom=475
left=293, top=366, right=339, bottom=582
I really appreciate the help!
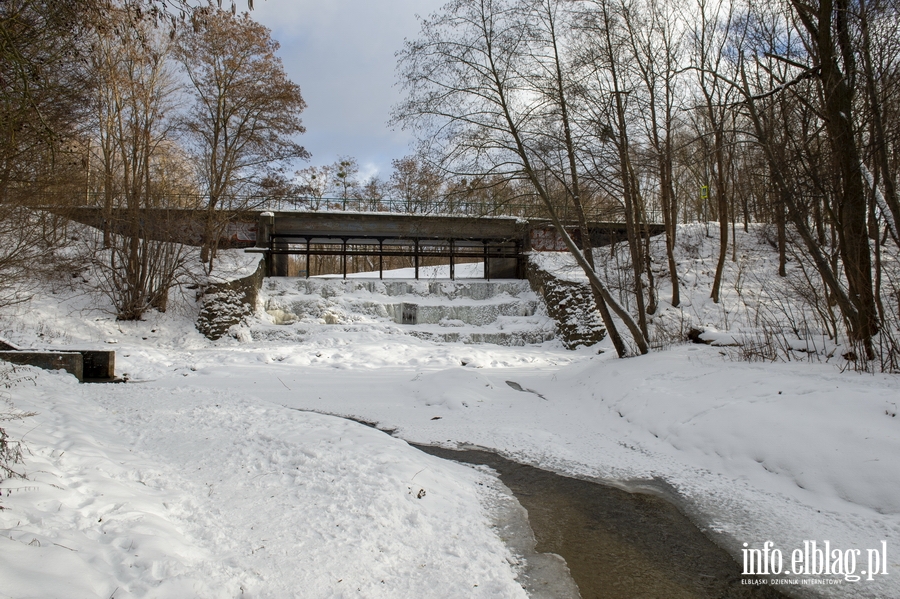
left=632, top=172, right=658, bottom=315
left=660, top=146, right=681, bottom=306
left=710, top=127, right=728, bottom=303
left=859, top=0, right=900, bottom=243
left=792, top=0, right=878, bottom=351
left=201, top=195, right=218, bottom=270
left=740, top=57, right=863, bottom=339
left=541, top=0, right=628, bottom=357
left=776, top=189, right=787, bottom=277
left=600, top=1, right=649, bottom=338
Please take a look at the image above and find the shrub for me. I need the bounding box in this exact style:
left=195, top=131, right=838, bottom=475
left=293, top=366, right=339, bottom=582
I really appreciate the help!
left=0, top=364, right=36, bottom=505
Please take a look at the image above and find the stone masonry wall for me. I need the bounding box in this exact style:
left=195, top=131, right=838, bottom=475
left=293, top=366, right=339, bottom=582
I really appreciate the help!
left=526, top=259, right=606, bottom=349
left=196, top=259, right=266, bottom=340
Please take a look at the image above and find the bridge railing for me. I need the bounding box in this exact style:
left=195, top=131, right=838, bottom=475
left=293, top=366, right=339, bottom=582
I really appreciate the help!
left=260, top=195, right=548, bottom=218
left=257, top=195, right=662, bottom=224
left=38, top=191, right=663, bottom=224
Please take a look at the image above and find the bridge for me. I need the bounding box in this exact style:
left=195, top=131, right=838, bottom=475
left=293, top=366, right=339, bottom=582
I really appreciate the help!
left=60, top=206, right=664, bottom=280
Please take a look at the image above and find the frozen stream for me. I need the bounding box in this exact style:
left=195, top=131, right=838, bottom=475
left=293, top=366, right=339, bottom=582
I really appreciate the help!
left=415, top=445, right=790, bottom=599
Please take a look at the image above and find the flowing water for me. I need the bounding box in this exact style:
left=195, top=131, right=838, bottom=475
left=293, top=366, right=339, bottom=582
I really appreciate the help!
left=415, top=445, right=789, bottom=599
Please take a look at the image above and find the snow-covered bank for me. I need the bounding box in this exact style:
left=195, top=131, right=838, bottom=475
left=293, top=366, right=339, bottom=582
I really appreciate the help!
left=144, top=344, right=896, bottom=599
left=0, top=366, right=535, bottom=598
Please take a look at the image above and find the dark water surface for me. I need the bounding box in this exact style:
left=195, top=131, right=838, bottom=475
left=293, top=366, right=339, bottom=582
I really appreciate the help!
left=415, top=445, right=788, bottom=599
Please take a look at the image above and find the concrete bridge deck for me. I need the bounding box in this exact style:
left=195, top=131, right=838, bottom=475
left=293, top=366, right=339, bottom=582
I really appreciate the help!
left=61, top=207, right=662, bottom=245
left=59, top=206, right=664, bottom=279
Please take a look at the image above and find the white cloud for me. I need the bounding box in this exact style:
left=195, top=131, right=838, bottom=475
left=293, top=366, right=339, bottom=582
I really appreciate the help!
left=250, top=0, right=445, bottom=176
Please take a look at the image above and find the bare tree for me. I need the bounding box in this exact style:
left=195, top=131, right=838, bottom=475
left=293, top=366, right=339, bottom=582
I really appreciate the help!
left=687, top=0, right=739, bottom=304
left=295, top=164, right=335, bottom=210
left=619, top=0, right=685, bottom=307
left=176, top=7, right=309, bottom=272
left=1, top=1, right=87, bottom=188
left=576, top=0, right=656, bottom=338
left=728, top=0, right=887, bottom=356
left=359, top=175, right=387, bottom=211
left=332, top=156, right=361, bottom=201
left=395, top=0, right=648, bottom=355
left=0, top=0, right=93, bottom=305
left=857, top=0, right=900, bottom=243
left=794, top=0, right=878, bottom=349
left=388, top=155, right=445, bottom=213
left=523, top=0, right=630, bottom=355
left=89, top=8, right=189, bottom=320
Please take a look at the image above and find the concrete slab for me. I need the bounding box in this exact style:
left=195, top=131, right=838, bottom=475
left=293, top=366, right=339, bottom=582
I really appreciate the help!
left=0, top=349, right=117, bottom=382
left=0, top=351, right=83, bottom=381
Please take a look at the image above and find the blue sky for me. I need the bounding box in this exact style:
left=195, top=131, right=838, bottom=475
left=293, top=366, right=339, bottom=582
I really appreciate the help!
left=251, top=0, right=445, bottom=181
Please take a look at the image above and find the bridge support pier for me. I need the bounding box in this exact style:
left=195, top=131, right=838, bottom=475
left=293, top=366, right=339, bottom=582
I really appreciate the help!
left=449, top=239, right=455, bottom=280
left=258, top=212, right=287, bottom=277
left=269, top=239, right=289, bottom=277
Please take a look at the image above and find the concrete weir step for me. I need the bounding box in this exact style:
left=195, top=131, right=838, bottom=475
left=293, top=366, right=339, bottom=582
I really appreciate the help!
left=259, top=278, right=556, bottom=346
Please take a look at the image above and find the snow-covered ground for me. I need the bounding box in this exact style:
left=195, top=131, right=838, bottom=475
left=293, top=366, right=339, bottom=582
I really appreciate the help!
left=1, top=225, right=898, bottom=598
left=1, top=365, right=537, bottom=599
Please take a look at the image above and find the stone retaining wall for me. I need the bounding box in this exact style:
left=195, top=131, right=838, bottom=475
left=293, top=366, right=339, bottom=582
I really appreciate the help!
left=526, top=260, right=607, bottom=349
left=196, top=258, right=266, bottom=340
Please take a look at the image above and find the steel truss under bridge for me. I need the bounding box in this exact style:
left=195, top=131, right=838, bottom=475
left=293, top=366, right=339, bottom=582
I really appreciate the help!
left=249, top=211, right=527, bottom=279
